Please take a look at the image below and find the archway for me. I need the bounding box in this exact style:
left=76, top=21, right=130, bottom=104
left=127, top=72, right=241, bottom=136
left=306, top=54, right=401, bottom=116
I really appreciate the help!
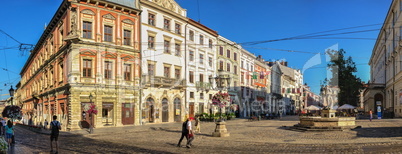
left=374, top=93, right=383, bottom=113
left=146, top=98, right=155, bottom=123
left=162, top=98, right=169, bottom=122
left=174, top=98, right=181, bottom=122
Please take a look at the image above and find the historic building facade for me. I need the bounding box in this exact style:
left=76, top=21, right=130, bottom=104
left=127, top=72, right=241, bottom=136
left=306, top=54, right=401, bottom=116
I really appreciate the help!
left=140, top=0, right=187, bottom=123
left=367, top=0, right=402, bottom=117
left=18, top=0, right=142, bottom=130
left=240, top=49, right=256, bottom=117
left=186, top=19, right=219, bottom=118
left=216, top=36, right=241, bottom=115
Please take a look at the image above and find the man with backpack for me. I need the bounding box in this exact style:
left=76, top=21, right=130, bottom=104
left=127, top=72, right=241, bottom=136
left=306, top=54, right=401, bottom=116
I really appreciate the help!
left=50, top=115, right=61, bottom=153
left=177, top=117, right=194, bottom=148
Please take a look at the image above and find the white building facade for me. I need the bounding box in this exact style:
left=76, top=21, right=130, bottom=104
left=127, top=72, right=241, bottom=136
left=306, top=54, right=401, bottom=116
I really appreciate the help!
left=140, top=0, right=187, bottom=123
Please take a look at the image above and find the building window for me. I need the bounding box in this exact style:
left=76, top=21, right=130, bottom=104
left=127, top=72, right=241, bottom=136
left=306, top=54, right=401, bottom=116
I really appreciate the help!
left=209, top=39, right=212, bottom=48
left=219, top=46, right=223, bottom=55
left=190, top=71, right=194, bottom=83
left=208, top=57, right=212, bottom=67
left=190, top=92, right=194, bottom=98
left=199, top=54, right=204, bottom=65
left=164, top=66, right=170, bottom=78
left=199, top=35, right=204, bottom=45
left=200, top=74, right=204, bottom=82
left=164, top=40, right=170, bottom=53
left=82, top=21, right=92, bottom=39
left=83, top=59, right=92, bottom=77
left=200, top=93, right=204, bottom=99
left=123, top=30, right=131, bottom=45
left=227, top=50, right=230, bottom=58
left=104, top=61, right=113, bottom=79
left=59, top=63, right=64, bottom=81
left=175, top=68, right=180, bottom=79
left=219, top=61, right=223, bottom=71
left=175, top=44, right=180, bottom=56
left=104, top=25, right=113, bottom=42
left=234, top=53, right=237, bottom=61
left=189, top=30, right=194, bottom=41
left=164, top=19, right=170, bottom=30
left=124, top=64, right=131, bottom=81
left=227, top=63, right=231, bottom=72
left=241, top=61, right=244, bottom=68
left=148, top=63, right=155, bottom=76
left=234, top=65, right=237, bottom=74
left=148, top=36, right=155, bottom=49
left=190, top=51, right=194, bottom=61
left=148, top=13, right=155, bottom=26
left=175, top=23, right=181, bottom=34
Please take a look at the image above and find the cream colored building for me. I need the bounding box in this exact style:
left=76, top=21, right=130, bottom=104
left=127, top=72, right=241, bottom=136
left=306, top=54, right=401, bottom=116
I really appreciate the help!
left=140, top=0, right=187, bottom=123
left=367, top=0, right=402, bottom=117
left=216, top=36, right=241, bottom=115
left=186, top=19, right=219, bottom=117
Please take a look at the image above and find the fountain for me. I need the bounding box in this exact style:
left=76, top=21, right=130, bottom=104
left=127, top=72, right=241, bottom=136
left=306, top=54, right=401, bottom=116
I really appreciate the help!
left=293, top=107, right=356, bottom=131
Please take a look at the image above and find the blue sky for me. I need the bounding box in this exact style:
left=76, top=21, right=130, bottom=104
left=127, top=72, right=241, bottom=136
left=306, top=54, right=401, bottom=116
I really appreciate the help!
left=0, top=0, right=392, bottom=98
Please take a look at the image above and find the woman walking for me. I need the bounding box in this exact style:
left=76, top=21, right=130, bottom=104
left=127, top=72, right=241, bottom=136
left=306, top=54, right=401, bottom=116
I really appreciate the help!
left=5, top=120, right=14, bottom=147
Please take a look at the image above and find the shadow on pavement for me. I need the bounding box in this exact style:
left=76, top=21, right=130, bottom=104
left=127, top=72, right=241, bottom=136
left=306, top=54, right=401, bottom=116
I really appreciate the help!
left=352, top=127, right=402, bottom=138
left=16, top=125, right=174, bottom=154
left=156, top=127, right=212, bottom=137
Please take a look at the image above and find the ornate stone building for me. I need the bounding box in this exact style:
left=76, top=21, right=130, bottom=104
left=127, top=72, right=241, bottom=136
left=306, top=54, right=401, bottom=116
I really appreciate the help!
left=140, top=0, right=187, bottom=123
left=186, top=18, right=219, bottom=118
left=18, top=0, right=142, bottom=130
left=217, top=36, right=241, bottom=115
left=240, top=49, right=256, bottom=117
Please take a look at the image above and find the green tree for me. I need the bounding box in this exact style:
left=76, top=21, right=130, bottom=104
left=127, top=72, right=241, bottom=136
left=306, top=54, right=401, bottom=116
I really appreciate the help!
left=326, top=49, right=362, bottom=106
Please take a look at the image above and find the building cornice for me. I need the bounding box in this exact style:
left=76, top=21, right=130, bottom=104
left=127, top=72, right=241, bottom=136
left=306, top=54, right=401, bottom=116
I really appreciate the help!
left=188, top=18, right=218, bottom=37
left=141, top=0, right=187, bottom=22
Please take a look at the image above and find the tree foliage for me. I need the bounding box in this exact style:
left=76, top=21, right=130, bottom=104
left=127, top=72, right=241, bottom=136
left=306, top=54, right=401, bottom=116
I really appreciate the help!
left=326, top=49, right=362, bottom=106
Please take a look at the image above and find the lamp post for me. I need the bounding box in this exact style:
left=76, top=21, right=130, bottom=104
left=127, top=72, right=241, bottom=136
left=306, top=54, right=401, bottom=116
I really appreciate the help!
left=9, top=86, right=14, bottom=106
left=209, top=75, right=231, bottom=137
left=89, top=93, right=93, bottom=134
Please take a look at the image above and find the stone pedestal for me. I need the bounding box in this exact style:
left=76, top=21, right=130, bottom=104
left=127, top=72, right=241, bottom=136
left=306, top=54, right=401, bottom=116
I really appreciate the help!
left=321, top=109, right=336, bottom=118
left=212, top=121, right=230, bottom=137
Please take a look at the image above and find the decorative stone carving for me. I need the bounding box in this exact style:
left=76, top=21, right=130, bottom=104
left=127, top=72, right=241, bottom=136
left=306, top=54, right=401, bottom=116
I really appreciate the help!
left=103, top=13, right=116, bottom=20
left=81, top=9, right=95, bottom=15
left=122, top=19, right=135, bottom=25
left=153, top=0, right=177, bottom=12
left=69, top=7, right=78, bottom=37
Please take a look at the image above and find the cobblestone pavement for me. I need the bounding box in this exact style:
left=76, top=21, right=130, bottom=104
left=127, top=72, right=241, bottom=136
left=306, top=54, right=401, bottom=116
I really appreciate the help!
left=10, top=116, right=402, bottom=153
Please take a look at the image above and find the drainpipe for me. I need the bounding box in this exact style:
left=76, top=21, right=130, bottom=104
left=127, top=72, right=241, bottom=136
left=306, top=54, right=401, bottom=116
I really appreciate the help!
left=138, top=10, right=143, bottom=125
left=184, top=22, right=188, bottom=120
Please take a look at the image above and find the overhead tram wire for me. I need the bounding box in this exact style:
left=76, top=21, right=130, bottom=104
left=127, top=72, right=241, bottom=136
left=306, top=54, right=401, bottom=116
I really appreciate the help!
left=239, top=22, right=383, bottom=45
left=240, top=28, right=379, bottom=45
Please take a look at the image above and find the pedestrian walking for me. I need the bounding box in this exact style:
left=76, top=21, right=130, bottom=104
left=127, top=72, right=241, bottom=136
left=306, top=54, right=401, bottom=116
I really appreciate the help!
left=50, top=115, right=61, bottom=154
left=177, top=117, right=195, bottom=148
left=195, top=116, right=200, bottom=133
left=44, top=119, right=48, bottom=129
left=369, top=109, right=373, bottom=122
left=5, top=120, right=13, bottom=147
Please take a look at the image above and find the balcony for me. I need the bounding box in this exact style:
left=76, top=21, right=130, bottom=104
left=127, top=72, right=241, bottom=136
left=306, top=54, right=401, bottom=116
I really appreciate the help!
left=196, top=81, right=211, bottom=91
left=142, top=75, right=185, bottom=89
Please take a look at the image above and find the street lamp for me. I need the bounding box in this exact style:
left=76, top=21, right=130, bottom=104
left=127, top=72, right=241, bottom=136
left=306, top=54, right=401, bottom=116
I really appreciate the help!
left=9, top=86, right=14, bottom=106
left=89, top=93, right=94, bottom=134
left=209, top=75, right=231, bottom=90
